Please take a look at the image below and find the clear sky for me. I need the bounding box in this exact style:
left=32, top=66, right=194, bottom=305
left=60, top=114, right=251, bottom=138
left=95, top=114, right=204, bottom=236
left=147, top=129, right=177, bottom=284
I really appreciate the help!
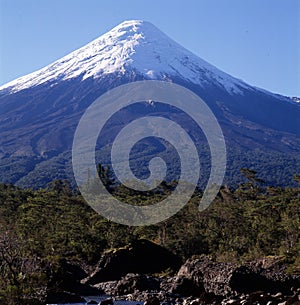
left=0, top=0, right=299, bottom=97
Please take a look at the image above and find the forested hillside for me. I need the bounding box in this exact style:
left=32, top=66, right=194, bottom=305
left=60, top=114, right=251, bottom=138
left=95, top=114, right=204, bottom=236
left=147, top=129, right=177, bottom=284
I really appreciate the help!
left=0, top=169, right=299, bottom=304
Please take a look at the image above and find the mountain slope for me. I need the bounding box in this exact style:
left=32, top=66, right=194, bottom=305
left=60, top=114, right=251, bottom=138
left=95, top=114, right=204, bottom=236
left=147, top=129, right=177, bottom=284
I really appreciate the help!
left=0, top=20, right=299, bottom=188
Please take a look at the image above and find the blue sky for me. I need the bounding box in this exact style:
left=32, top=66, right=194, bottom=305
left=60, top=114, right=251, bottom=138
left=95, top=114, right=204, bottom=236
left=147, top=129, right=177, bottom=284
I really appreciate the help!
left=0, top=0, right=299, bottom=96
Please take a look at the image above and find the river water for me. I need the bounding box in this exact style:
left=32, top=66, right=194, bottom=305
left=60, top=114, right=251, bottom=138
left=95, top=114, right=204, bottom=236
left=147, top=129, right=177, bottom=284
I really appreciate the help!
left=47, top=295, right=143, bottom=305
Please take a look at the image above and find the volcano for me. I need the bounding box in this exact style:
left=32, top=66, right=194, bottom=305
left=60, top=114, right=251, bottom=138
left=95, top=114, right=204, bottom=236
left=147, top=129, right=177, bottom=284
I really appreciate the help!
left=0, top=20, right=299, bottom=188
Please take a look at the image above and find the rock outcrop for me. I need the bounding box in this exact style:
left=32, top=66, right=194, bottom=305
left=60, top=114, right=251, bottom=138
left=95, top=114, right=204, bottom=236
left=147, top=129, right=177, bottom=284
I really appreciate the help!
left=45, top=259, right=102, bottom=302
left=95, top=273, right=160, bottom=295
left=47, top=253, right=300, bottom=304
left=83, top=239, right=182, bottom=285
left=168, top=256, right=300, bottom=297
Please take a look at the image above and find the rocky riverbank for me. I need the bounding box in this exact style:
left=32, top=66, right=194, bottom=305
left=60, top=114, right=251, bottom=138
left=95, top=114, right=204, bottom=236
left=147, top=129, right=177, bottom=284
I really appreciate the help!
left=46, top=240, right=300, bottom=305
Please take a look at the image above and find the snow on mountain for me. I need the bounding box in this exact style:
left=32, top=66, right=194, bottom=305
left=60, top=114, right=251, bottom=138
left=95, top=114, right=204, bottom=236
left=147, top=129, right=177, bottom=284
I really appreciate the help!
left=0, top=20, right=299, bottom=188
left=291, top=97, right=300, bottom=104
left=0, top=20, right=252, bottom=95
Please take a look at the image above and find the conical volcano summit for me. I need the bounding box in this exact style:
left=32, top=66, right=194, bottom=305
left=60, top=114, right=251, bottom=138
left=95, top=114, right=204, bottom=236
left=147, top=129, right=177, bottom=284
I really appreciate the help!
left=0, top=20, right=299, bottom=187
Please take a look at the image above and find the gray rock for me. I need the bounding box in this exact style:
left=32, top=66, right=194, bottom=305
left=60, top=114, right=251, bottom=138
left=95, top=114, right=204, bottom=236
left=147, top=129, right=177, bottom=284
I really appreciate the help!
left=144, top=295, right=160, bottom=305
left=94, top=273, right=160, bottom=295
left=170, top=276, right=204, bottom=297
left=171, top=256, right=300, bottom=297
left=115, top=273, right=160, bottom=294
left=94, top=280, right=119, bottom=295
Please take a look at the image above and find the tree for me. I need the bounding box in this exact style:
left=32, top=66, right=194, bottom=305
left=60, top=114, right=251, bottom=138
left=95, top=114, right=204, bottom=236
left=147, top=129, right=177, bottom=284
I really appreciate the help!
left=293, top=174, right=300, bottom=185
left=46, top=179, right=73, bottom=196
left=97, top=164, right=116, bottom=191
left=240, top=168, right=264, bottom=186
left=0, top=231, right=46, bottom=305
left=237, top=168, right=265, bottom=199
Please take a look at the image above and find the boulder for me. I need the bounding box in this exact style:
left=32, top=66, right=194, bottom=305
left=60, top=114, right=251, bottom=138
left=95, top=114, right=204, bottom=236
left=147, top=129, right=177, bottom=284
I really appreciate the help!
left=47, top=259, right=102, bottom=298
left=94, top=280, right=119, bottom=295
left=171, top=256, right=237, bottom=296
left=114, top=273, right=160, bottom=294
left=93, top=273, right=160, bottom=295
left=170, top=256, right=300, bottom=297
left=246, top=256, right=300, bottom=294
left=170, top=276, right=204, bottom=297
left=229, top=265, right=281, bottom=294
left=83, top=239, right=181, bottom=285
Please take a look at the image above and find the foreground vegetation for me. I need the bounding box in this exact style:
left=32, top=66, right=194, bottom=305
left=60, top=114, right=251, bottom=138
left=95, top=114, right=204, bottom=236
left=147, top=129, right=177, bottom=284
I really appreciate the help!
left=0, top=169, right=299, bottom=304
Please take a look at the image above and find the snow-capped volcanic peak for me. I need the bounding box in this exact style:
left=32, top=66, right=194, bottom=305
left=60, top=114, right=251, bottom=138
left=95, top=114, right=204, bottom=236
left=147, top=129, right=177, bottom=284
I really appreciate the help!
left=1, top=20, right=249, bottom=94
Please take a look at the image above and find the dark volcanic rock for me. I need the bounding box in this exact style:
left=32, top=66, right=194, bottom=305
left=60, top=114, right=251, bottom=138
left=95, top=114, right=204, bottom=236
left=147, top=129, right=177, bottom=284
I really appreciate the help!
left=86, top=254, right=299, bottom=303
left=94, top=280, right=119, bottom=295
left=171, top=256, right=238, bottom=296
left=93, top=281, right=119, bottom=295
left=170, top=256, right=300, bottom=297
left=47, top=259, right=102, bottom=299
left=94, top=273, right=160, bottom=295
left=83, top=239, right=181, bottom=285
left=246, top=256, right=300, bottom=294
left=170, top=276, right=204, bottom=297
left=115, top=273, right=160, bottom=294
left=229, top=265, right=280, bottom=294
left=59, top=259, right=87, bottom=280
left=144, top=295, right=160, bottom=305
